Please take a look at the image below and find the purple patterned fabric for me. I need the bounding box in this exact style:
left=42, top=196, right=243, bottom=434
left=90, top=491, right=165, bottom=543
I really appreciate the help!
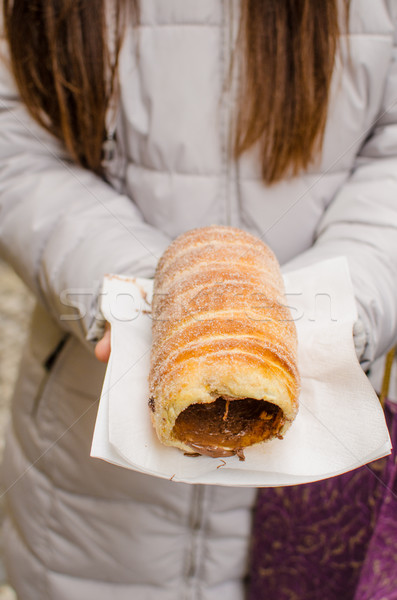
left=249, top=401, right=397, bottom=600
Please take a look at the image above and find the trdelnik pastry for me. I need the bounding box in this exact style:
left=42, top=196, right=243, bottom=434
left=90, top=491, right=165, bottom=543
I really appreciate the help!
left=148, top=225, right=300, bottom=460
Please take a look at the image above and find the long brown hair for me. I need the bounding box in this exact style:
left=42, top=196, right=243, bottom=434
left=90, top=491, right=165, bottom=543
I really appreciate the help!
left=3, top=0, right=347, bottom=183
left=236, top=1, right=347, bottom=182
left=2, top=0, right=137, bottom=176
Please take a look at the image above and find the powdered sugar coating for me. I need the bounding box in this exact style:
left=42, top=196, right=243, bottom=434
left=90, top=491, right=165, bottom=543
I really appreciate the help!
left=149, top=225, right=300, bottom=454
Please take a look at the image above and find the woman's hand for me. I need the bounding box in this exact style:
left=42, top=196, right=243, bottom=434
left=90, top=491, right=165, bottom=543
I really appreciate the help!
left=95, top=322, right=111, bottom=363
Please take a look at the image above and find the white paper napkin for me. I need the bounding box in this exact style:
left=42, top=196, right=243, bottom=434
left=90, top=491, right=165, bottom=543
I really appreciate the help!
left=91, top=258, right=391, bottom=486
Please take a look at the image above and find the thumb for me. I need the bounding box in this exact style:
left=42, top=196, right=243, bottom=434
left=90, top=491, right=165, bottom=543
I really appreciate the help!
left=95, top=322, right=111, bottom=363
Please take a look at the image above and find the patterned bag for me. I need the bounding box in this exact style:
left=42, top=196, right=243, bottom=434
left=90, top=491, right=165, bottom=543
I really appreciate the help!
left=249, top=352, right=397, bottom=600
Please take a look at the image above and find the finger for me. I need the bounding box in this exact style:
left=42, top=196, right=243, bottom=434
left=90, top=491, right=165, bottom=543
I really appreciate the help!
left=95, top=323, right=111, bottom=363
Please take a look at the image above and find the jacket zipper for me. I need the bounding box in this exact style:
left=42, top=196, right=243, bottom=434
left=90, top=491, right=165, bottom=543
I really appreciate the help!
left=184, top=485, right=207, bottom=600
left=221, top=0, right=240, bottom=228
left=220, top=0, right=231, bottom=227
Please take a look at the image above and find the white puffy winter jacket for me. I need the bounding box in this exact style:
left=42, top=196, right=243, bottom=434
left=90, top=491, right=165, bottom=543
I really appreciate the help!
left=1, top=1, right=397, bottom=599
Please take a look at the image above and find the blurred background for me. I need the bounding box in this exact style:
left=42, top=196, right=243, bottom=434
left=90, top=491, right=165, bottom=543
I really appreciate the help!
left=0, top=259, right=34, bottom=599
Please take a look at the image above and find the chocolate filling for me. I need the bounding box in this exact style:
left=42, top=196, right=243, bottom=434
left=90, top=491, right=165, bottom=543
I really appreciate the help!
left=173, top=397, right=285, bottom=459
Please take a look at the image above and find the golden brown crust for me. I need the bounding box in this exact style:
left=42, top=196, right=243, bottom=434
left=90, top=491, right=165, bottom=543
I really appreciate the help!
left=148, top=225, right=300, bottom=457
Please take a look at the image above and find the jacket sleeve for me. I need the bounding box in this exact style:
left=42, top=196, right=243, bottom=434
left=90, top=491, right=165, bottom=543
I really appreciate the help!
left=284, top=5, right=397, bottom=367
left=0, top=36, right=171, bottom=349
